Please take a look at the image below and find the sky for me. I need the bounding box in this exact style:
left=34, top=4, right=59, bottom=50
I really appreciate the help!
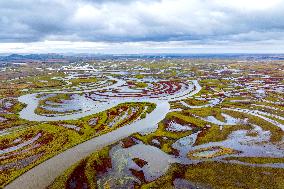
left=0, top=0, right=284, bottom=54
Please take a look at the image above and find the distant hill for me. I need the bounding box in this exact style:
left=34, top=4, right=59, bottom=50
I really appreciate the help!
left=0, top=53, right=284, bottom=63
left=0, top=53, right=65, bottom=62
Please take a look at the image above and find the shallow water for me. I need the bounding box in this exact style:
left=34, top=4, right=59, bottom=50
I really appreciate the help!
left=105, top=142, right=177, bottom=186
left=202, top=113, right=243, bottom=126
left=18, top=73, right=200, bottom=122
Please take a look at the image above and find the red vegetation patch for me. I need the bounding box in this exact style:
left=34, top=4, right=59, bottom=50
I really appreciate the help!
left=39, top=133, right=54, bottom=145
left=121, top=137, right=137, bottom=148
left=133, top=158, right=148, bottom=168
left=130, top=168, right=146, bottom=183
left=92, top=158, right=112, bottom=175
left=66, top=160, right=89, bottom=189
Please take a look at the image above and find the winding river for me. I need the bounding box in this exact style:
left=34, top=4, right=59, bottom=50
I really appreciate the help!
left=5, top=74, right=202, bottom=189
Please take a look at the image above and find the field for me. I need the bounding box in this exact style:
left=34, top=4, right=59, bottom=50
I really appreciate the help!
left=1, top=58, right=284, bottom=189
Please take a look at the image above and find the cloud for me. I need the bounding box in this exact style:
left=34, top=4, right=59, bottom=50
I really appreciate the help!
left=0, top=0, right=284, bottom=51
left=1, top=40, right=284, bottom=54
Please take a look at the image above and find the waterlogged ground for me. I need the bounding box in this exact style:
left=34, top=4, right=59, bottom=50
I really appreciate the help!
left=1, top=59, right=284, bottom=189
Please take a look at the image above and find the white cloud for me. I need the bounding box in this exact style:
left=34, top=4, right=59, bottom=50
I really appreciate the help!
left=215, top=0, right=282, bottom=11
left=1, top=40, right=284, bottom=54
left=0, top=0, right=284, bottom=52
